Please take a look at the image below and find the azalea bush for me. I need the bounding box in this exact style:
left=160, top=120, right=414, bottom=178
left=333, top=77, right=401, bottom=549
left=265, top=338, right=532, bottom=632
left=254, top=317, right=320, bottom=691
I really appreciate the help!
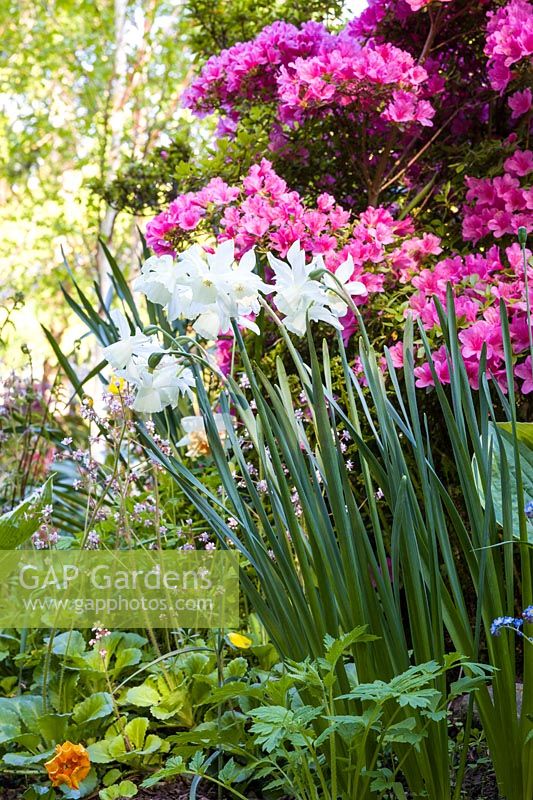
left=97, top=0, right=533, bottom=399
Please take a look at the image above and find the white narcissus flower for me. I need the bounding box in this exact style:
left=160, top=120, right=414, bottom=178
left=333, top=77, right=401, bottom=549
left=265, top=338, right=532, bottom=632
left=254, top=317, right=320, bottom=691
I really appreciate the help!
left=167, top=240, right=270, bottom=338
left=132, top=254, right=178, bottom=306
left=103, top=310, right=159, bottom=370
left=127, top=358, right=195, bottom=414
left=215, top=247, right=269, bottom=334
left=323, top=255, right=368, bottom=316
left=177, top=413, right=228, bottom=458
left=267, top=241, right=340, bottom=336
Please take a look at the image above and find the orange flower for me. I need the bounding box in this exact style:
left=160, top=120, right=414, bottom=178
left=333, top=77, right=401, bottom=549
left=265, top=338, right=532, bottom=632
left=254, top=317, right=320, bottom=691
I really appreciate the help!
left=45, top=741, right=91, bottom=790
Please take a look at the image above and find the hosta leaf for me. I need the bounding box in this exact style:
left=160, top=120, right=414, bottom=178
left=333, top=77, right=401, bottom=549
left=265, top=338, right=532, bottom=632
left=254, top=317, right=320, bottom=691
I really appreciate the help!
left=474, top=423, right=533, bottom=541
left=497, top=422, right=533, bottom=451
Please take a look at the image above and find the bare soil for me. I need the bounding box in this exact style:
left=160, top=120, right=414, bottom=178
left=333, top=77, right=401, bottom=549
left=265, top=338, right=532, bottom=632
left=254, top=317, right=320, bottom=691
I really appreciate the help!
left=0, top=768, right=502, bottom=799
left=0, top=774, right=231, bottom=799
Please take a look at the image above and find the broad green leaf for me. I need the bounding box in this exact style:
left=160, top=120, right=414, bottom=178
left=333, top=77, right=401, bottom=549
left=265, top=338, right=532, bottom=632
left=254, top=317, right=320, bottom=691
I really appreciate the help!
left=123, top=717, right=148, bottom=750
left=35, top=713, right=70, bottom=744
left=3, top=749, right=54, bottom=766
left=99, top=780, right=138, bottom=800
left=113, top=648, right=142, bottom=676
left=497, top=422, right=533, bottom=451
left=0, top=724, right=20, bottom=745
left=87, top=740, right=113, bottom=764
left=223, top=657, right=248, bottom=679
left=150, top=687, right=188, bottom=721
left=22, top=786, right=56, bottom=800
left=0, top=477, right=53, bottom=549
left=72, top=693, right=114, bottom=725
left=102, top=769, right=122, bottom=787
left=48, top=631, right=86, bottom=659
left=474, top=423, right=533, bottom=541
left=10, top=696, right=43, bottom=734
left=124, top=684, right=160, bottom=708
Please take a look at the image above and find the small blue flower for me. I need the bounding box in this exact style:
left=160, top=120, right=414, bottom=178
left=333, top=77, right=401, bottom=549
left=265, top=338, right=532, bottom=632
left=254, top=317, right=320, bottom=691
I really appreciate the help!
left=490, top=616, right=521, bottom=636
left=525, top=501, right=533, bottom=520
left=523, top=605, right=533, bottom=623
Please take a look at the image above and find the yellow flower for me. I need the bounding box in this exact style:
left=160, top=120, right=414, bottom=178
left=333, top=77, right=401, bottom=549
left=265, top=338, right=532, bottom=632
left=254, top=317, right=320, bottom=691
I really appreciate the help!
left=108, top=375, right=126, bottom=395
left=227, top=631, right=252, bottom=649
left=45, top=741, right=91, bottom=790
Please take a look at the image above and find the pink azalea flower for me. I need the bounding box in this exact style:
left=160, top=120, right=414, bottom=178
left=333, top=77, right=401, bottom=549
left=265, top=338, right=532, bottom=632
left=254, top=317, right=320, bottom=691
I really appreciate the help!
left=516, top=357, right=533, bottom=393
left=388, top=341, right=404, bottom=368
left=459, top=321, right=497, bottom=360
left=508, top=88, right=532, bottom=119
left=504, top=150, right=533, bottom=178
left=414, top=362, right=435, bottom=388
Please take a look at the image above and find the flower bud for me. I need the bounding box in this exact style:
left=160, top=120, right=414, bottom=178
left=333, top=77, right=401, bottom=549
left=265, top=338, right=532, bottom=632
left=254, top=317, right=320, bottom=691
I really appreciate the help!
left=148, top=352, right=164, bottom=369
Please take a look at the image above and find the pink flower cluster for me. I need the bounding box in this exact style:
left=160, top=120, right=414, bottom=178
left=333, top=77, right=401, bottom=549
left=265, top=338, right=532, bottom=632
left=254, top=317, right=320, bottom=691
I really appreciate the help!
left=485, top=0, right=533, bottom=92
left=342, top=0, right=391, bottom=39
left=217, top=159, right=352, bottom=259
left=183, top=17, right=435, bottom=133
left=342, top=0, right=457, bottom=40
left=277, top=41, right=434, bottom=128
left=462, top=149, right=533, bottom=242
left=398, top=241, right=533, bottom=392
left=145, top=177, right=240, bottom=254
left=404, top=0, right=453, bottom=11
left=182, top=20, right=330, bottom=117
left=146, top=159, right=441, bottom=308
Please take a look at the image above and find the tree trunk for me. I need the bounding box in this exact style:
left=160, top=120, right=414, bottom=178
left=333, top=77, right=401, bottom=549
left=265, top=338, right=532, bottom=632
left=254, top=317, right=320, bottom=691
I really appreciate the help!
left=96, top=0, right=129, bottom=292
